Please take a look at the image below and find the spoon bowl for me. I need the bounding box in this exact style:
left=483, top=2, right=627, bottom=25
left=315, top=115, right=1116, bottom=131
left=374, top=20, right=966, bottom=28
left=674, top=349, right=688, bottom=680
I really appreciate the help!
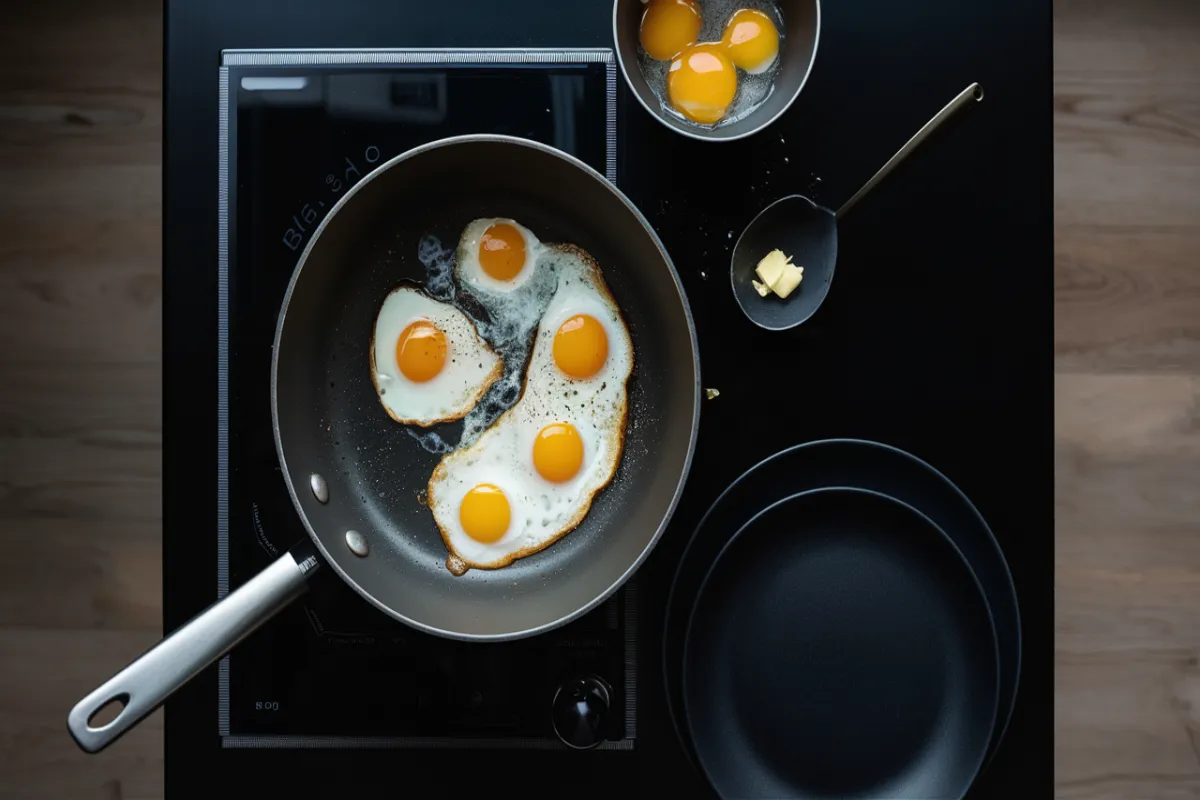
left=731, top=195, right=836, bottom=331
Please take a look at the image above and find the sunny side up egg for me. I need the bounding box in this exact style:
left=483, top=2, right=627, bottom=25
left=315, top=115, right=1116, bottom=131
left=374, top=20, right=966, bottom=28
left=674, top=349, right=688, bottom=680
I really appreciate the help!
left=427, top=245, right=634, bottom=570
left=455, top=217, right=559, bottom=353
left=370, top=286, right=502, bottom=426
left=457, top=217, right=544, bottom=295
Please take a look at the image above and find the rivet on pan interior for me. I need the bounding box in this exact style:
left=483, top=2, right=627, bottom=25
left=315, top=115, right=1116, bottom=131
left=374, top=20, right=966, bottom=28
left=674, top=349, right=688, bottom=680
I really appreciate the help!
left=345, top=530, right=369, bottom=557
left=310, top=473, right=329, bottom=504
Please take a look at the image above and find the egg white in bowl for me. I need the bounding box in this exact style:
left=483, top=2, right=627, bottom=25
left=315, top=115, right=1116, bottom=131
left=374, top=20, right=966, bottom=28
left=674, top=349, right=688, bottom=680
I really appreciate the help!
left=370, top=285, right=502, bottom=427
left=427, top=245, right=634, bottom=571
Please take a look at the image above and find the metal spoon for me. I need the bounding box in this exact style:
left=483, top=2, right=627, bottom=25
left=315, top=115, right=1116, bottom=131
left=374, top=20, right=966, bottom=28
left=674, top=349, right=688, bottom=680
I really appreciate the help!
left=731, top=83, right=984, bottom=331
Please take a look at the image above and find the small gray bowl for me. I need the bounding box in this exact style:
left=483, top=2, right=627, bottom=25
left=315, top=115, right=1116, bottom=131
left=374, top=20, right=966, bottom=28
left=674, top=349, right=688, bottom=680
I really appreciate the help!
left=613, top=0, right=820, bottom=142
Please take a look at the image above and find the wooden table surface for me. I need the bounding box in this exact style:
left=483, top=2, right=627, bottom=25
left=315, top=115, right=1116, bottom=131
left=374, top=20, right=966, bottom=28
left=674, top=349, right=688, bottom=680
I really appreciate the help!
left=0, top=0, right=1196, bottom=797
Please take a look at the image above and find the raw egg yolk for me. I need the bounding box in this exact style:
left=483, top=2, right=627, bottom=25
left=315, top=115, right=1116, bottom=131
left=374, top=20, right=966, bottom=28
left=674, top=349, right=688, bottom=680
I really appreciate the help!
left=396, top=319, right=447, bottom=383
left=533, top=423, right=585, bottom=483
left=667, top=43, right=738, bottom=125
left=459, top=484, right=511, bottom=544
left=479, top=223, right=526, bottom=281
left=639, top=0, right=702, bottom=61
left=553, top=314, right=608, bottom=379
left=721, top=9, right=780, bottom=74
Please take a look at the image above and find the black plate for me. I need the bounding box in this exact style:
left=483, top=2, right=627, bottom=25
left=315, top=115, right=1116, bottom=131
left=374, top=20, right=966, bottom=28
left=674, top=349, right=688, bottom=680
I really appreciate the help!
left=664, top=440, right=1021, bottom=770
left=682, top=487, right=998, bottom=799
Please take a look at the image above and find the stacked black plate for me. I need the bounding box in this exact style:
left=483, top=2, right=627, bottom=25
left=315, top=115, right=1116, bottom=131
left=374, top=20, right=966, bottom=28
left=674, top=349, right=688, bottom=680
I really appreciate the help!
left=663, top=439, right=1020, bottom=800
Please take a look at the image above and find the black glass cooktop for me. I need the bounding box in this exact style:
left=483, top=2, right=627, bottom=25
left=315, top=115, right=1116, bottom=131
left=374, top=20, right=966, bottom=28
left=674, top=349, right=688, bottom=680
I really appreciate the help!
left=219, top=51, right=635, bottom=747
left=166, top=0, right=1052, bottom=796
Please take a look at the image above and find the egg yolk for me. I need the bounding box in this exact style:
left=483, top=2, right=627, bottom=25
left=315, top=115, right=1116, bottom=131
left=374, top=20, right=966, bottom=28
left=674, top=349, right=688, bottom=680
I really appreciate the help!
left=479, top=223, right=527, bottom=281
left=459, top=484, right=511, bottom=544
left=533, top=423, right=585, bottom=483
left=721, top=9, right=780, bottom=74
left=395, top=319, right=447, bottom=383
left=639, top=0, right=702, bottom=61
left=667, top=43, right=738, bottom=125
left=553, top=314, right=608, bottom=379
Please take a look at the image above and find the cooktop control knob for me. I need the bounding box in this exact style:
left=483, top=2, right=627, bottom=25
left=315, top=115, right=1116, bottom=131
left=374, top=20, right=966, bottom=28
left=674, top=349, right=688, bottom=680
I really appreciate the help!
left=552, top=674, right=612, bottom=749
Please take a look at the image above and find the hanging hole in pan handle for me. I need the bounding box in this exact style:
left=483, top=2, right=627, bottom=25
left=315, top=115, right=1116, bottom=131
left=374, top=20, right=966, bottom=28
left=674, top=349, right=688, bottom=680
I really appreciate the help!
left=68, top=672, right=149, bottom=754
left=87, top=693, right=130, bottom=728
left=67, top=549, right=316, bottom=753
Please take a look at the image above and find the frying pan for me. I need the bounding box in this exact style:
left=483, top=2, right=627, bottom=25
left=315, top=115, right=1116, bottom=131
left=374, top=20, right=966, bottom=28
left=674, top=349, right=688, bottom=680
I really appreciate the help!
left=731, top=83, right=984, bottom=330
left=682, top=487, right=998, bottom=799
left=663, top=440, right=1020, bottom=774
left=68, top=135, right=701, bottom=753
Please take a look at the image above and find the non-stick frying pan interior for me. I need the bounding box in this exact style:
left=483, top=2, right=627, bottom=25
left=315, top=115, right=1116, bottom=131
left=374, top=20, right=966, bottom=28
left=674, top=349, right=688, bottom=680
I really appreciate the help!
left=683, top=488, right=998, bottom=799
left=274, top=138, right=699, bottom=639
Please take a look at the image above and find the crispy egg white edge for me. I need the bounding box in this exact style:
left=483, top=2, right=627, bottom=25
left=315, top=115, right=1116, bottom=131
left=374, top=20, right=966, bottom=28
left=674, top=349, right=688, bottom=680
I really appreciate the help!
left=431, top=324, right=626, bottom=567
left=369, top=283, right=503, bottom=427
left=455, top=217, right=542, bottom=295
left=427, top=243, right=635, bottom=570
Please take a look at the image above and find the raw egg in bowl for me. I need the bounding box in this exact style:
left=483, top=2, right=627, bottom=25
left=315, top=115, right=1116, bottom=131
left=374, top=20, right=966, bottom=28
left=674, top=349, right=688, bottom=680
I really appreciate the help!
left=614, top=0, right=820, bottom=140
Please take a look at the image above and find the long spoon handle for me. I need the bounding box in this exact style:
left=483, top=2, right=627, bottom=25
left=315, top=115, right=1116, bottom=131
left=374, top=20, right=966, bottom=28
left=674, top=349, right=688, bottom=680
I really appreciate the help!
left=836, top=83, right=984, bottom=220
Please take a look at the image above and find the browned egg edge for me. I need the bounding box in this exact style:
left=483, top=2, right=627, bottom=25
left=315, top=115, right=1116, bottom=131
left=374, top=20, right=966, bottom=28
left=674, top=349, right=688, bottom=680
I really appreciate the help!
left=367, top=281, right=503, bottom=428
left=427, top=242, right=635, bottom=573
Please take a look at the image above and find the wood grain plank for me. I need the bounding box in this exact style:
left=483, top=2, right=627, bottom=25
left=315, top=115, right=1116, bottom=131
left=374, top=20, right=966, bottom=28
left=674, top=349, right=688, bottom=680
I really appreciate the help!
left=0, top=215, right=160, bottom=265
left=1056, top=374, right=1200, bottom=660
left=1058, top=780, right=1200, bottom=800
left=0, top=2, right=161, bottom=95
left=1054, top=1, right=1200, bottom=232
left=0, top=630, right=163, bottom=800
left=0, top=520, right=161, bottom=631
left=0, top=362, right=160, bottom=435
left=1056, top=650, right=1200, bottom=781
left=1056, top=227, right=1200, bottom=372
left=0, top=0, right=165, bottom=796
left=1053, top=2, right=1200, bottom=795
left=1054, top=77, right=1200, bottom=229
left=0, top=260, right=161, bottom=365
left=1056, top=372, right=1200, bottom=792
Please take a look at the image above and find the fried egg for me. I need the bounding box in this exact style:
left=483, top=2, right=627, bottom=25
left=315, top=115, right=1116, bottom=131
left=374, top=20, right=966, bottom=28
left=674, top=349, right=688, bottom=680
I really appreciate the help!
left=427, top=245, right=634, bottom=570
left=456, top=218, right=544, bottom=295
left=454, top=218, right=557, bottom=348
left=370, top=285, right=502, bottom=426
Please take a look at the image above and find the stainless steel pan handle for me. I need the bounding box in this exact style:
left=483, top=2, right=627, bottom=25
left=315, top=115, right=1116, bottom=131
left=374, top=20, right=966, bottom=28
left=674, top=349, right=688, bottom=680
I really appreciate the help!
left=67, top=550, right=317, bottom=753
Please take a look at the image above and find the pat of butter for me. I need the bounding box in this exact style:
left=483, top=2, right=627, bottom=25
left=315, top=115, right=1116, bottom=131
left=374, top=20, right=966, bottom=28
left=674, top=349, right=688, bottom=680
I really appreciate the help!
left=753, top=249, right=804, bottom=299
left=754, top=249, right=789, bottom=287
left=772, top=262, right=804, bottom=298
left=752, top=279, right=771, bottom=297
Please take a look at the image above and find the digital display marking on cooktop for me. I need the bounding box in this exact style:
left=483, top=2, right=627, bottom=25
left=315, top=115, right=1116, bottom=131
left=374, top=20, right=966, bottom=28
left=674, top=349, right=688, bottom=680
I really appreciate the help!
left=217, top=49, right=633, bottom=749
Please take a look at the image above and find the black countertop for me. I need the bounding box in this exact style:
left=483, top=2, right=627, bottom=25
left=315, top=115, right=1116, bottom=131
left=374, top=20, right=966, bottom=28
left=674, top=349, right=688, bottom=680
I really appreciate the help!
left=164, top=0, right=1052, bottom=796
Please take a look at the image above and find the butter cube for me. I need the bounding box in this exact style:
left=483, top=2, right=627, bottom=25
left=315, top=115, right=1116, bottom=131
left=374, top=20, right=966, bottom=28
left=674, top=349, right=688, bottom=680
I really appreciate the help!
left=754, top=249, right=790, bottom=288
left=772, top=262, right=804, bottom=298
left=753, top=248, right=804, bottom=299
